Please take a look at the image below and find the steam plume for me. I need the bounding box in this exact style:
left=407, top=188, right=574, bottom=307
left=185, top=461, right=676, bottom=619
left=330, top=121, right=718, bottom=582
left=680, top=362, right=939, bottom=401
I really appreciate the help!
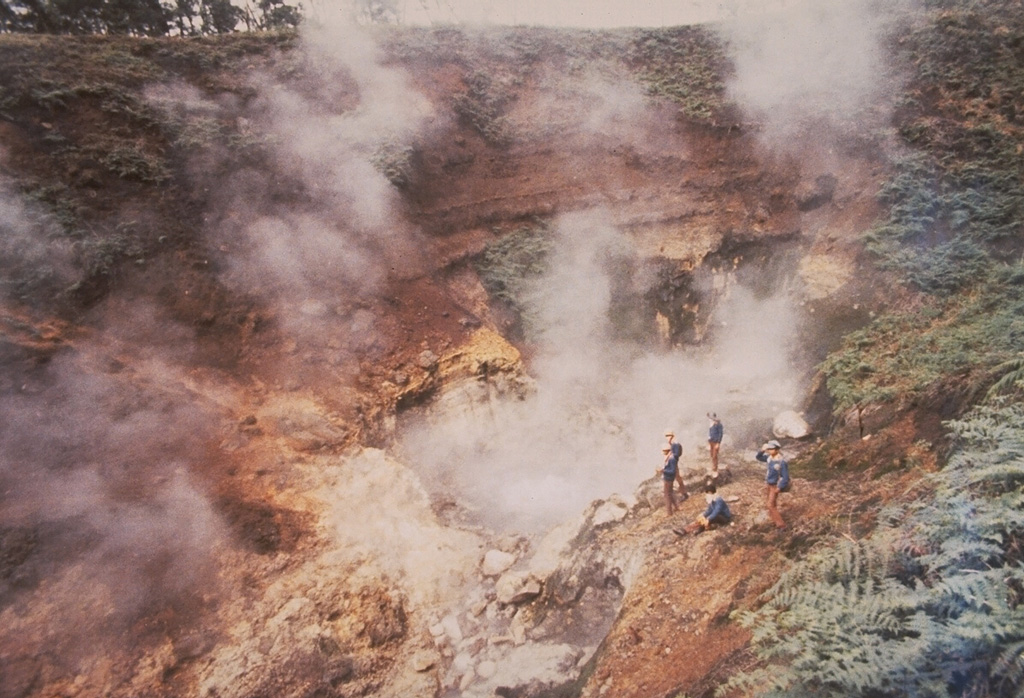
left=0, top=313, right=226, bottom=666
left=199, top=15, right=436, bottom=341
left=719, top=0, right=912, bottom=147
left=0, top=166, right=80, bottom=304
left=401, top=211, right=801, bottom=533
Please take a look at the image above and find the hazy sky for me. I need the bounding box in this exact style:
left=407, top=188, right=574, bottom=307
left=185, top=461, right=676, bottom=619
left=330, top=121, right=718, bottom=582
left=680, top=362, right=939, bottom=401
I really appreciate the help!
left=338, top=0, right=804, bottom=28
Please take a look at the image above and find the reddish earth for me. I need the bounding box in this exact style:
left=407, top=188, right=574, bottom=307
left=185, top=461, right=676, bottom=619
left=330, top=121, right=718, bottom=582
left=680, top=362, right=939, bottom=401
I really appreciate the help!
left=0, top=29, right=927, bottom=698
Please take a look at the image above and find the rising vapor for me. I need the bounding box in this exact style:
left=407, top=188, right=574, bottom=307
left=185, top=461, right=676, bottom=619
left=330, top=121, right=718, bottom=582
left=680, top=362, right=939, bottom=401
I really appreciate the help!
left=210, top=16, right=437, bottom=321
left=719, top=0, right=912, bottom=146
left=400, top=211, right=802, bottom=533
left=0, top=335, right=227, bottom=664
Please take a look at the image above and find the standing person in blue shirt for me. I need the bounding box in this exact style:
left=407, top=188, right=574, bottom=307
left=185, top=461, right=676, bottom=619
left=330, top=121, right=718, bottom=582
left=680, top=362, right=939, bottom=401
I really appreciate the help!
left=707, top=413, right=723, bottom=475
left=657, top=444, right=681, bottom=515
left=676, top=483, right=732, bottom=535
left=755, top=439, right=790, bottom=530
left=664, top=429, right=689, bottom=501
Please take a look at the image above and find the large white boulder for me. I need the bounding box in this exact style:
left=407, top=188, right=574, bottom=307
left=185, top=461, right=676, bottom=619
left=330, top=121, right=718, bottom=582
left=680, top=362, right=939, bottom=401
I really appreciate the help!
left=481, top=549, right=517, bottom=577
left=773, top=410, right=810, bottom=439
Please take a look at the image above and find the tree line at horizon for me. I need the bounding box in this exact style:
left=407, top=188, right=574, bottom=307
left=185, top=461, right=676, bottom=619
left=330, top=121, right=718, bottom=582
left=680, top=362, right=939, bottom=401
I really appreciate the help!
left=0, top=0, right=406, bottom=35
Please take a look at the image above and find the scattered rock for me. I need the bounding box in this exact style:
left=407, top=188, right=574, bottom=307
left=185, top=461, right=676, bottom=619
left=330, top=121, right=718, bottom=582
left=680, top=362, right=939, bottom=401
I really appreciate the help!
left=440, top=614, right=463, bottom=644
left=174, top=632, right=216, bottom=662
left=510, top=614, right=528, bottom=645
left=469, top=643, right=582, bottom=697
left=482, top=549, right=517, bottom=577
left=529, top=516, right=587, bottom=581
left=323, top=655, right=356, bottom=686
left=496, top=572, right=543, bottom=605
left=592, top=500, right=629, bottom=526
left=418, top=349, right=439, bottom=370
left=412, top=651, right=436, bottom=672
left=299, top=299, right=328, bottom=317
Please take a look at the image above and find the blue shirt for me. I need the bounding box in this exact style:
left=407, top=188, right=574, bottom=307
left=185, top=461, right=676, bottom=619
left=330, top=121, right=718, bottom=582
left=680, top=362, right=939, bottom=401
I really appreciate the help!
left=756, top=450, right=790, bottom=489
left=702, top=496, right=731, bottom=522
left=709, top=421, right=723, bottom=443
left=663, top=453, right=679, bottom=480
left=670, top=441, right=682, bottom=459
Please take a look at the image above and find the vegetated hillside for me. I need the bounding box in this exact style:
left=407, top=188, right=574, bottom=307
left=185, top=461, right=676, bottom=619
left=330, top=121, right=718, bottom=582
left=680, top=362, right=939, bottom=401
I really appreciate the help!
left=0, top=1, right=1021, bottom=697
left=707, top=3, right=1024, bottom=697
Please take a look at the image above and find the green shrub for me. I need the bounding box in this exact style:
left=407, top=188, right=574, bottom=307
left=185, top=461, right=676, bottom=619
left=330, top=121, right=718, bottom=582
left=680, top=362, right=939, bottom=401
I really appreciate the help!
left=821, top=268, right=1024, bottom=417
left=29, top=82, right=77, bottom=111
left=75, top=224, right=147, bottom=279
left=100, top=144, right=169, bottom=183
left=370, top=139, right=415, bottom=188
left=451, top=70, right=516, bottom=146
left=626, top=27, right=726, bottom=122
left=869, top=2, right=1024, bottom=292
left=721, top=402, right=1024, bottom=698
left=986, top=353, right=1024, bottom=401
left=169, top=115, right=226, bottom=149
left=473, top=222, right=552, bottom=333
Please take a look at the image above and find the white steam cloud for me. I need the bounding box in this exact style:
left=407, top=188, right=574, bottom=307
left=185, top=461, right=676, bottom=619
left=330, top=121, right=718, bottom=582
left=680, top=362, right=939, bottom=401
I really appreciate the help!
left=0, top=166, right=81, bottom=303
left=719, top=0, right=912, bottom=145
left=400, top=211, right=801, bottom=533
left=208, top=18, right=436, bottom=329
left=143, top=18, right=440, bottom=343
left=0, top=315, right=227, bottom=663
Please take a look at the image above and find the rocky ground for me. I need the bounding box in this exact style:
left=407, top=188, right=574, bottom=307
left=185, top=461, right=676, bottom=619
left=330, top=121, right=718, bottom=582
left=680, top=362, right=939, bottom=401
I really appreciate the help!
left=0, top=25, right=931, bottom=698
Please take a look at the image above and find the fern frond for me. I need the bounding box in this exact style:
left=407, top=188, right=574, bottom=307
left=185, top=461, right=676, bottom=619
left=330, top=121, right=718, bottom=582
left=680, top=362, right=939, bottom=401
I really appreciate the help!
left=986, top=353, right=1024, bottom=400
left=994, top=639, right=1024, bottom=689
left=726, top=402, right=1024, bottom=697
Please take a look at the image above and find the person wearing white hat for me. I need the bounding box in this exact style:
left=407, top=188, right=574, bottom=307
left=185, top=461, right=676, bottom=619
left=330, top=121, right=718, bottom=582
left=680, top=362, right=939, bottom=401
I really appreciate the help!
left=755, top=440, right=790, bottom=530
left=657, top=443, right=682, bottom=515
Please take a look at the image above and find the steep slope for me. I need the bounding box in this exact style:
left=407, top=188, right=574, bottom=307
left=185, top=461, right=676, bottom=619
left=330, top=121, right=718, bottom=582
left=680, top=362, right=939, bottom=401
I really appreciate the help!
left=0, top=10, right=982, bottom=698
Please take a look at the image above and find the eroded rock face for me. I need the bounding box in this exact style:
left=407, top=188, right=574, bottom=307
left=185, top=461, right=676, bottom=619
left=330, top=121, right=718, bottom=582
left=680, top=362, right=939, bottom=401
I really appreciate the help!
left=795, top=173, right=838, bottom=211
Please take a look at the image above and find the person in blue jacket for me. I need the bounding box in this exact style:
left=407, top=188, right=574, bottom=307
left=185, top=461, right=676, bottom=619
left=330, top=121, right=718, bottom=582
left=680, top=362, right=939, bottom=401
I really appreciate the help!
left=677, top=483, right=732, bottom=535
left=756, top=439, right=790, bottom=530
left=663, top=429, right=688, bottom=501
left=657, top=444, right=681, bottom=515
left=707, top=413, right=723, bottom=474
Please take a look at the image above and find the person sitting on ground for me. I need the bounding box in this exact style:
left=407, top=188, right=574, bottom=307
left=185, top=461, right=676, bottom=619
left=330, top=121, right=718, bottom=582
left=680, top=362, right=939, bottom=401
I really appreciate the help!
left=755, top=439, right=790, bottom=531
left=676, top=483, right=731, bottom=535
